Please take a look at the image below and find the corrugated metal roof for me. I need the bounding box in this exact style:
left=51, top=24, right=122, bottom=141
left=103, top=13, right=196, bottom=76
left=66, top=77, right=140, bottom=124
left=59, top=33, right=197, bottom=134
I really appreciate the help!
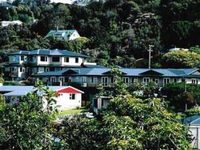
left=46, top=29, right=77, bottom=37
left=0, top=86, right=82, bottom=96
left=9, top=49, right=88, bottom=58
left=36, top=68, right=198, bottom=77
left=9, top=51, right=30, bottom=55
left=183, top=115, right=200, bottom=125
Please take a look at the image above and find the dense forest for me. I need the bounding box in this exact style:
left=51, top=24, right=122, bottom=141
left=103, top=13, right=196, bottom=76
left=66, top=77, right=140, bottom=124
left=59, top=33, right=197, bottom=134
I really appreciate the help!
left=0, top=0, right=200, bottom=67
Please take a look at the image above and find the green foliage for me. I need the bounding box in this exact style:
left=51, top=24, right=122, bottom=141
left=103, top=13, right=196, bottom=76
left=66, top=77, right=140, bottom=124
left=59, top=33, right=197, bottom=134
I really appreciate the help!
left=0, top=95, right=5, bottom=111
left=161, top=83, right=200, bottom=111
left=0, top=84, right=57, bottom=149
left=162, top=50, right=200, bottom=68
left=161, top=0, right=200, bottom=47
left=57, top=116, right=103, bottom=150
left=57, top=95, right=191, bottom=149
left=0, top=73, right=4, bottom=83
left=0, top=0, right=199, bottom=67
left=189, top=45, right=200, bottom=54
left=185, top=107, right=200, bottom=116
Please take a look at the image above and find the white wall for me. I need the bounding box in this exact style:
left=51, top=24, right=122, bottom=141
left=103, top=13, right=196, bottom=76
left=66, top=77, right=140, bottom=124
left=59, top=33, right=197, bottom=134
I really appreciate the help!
left=189, top=126, right=200, bottom=149
left=69, top=31, right=80, bottom=40
left=36, top=56, right=84, bottom=66
left=186, top=78, right=200, bottom=84
left=61, top=57, right=84, bottom=66
left=17, top=67, right=26, bottom=79
left=36, top=56, right=50, bottom=65
left=50, top=0, right=75, bottom=4
left=55, top=93, right=82, bottom=110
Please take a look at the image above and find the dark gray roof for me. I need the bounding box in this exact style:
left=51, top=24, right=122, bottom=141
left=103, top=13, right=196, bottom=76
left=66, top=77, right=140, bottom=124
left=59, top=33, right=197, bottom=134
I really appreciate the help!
left=35, top=68, right=199, bottom=77
left=9, top=49, right=88, bottom=58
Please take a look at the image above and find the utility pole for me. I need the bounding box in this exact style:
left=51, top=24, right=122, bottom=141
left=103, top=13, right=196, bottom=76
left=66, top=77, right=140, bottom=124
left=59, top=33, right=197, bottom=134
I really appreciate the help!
left=148, top=45, right=153, bottom=69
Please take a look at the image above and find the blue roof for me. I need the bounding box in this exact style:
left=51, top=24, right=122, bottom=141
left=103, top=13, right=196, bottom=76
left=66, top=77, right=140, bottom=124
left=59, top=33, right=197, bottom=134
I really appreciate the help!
left=35, top=68, right=199, bottom=77
left=9, top=51, right=30, bottom=55
left=36, top=68, right=110, bottom=76
left=183, top=115, right=200, bottom=125
left=9, top=49, right=88, bottom=58
left=0, top=86, right=80, bottom=96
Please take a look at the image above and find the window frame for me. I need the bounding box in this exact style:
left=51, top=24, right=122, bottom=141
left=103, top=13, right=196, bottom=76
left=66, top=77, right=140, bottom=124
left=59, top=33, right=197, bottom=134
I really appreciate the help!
left=69, top=93, right=76, bottom=100
left=75, top=57, right=79, bottom=63
left=40, top=56, right=47, bottom=62
left=52, top=57, right=60, bottom=62
left=64, top=57, right=69, bottom=62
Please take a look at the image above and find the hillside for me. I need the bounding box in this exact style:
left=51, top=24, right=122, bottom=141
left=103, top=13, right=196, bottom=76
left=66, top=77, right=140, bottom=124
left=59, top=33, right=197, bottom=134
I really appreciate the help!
left=0, top=0, right=200, bottom=67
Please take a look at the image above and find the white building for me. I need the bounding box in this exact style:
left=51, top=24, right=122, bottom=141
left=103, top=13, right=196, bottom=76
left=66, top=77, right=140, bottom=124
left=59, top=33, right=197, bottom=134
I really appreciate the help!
left=45, top=30, right=80, bottom=41
left=49, top=0, right=104, bottom=6
left=92, top=96, right=111, bottom=114
left=50, top=0, right=76, bottom=4
left=183, top=115, right=200, bottom=149
left=5, top=49, right=96, bottom=80
left=35, top=68, right=200, bottom=87
left=0, top=0, right=14, bottom=3
left=1, top=20, right=23, bottom=27
left=0, top=85, right=84, bottom=110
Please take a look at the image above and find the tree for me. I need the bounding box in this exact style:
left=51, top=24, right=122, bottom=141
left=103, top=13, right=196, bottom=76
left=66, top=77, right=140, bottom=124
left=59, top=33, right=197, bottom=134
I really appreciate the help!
left=56, top=94, right=191, bottom=149
left=161, top=50, right=200, bottom=68
left=160, top=0, right=200, bottom=48
left=189, top=45, right=200, bottom=54
left=0, top=84, right=57, bottom=149
left=161, top=83, right=200, bottom=112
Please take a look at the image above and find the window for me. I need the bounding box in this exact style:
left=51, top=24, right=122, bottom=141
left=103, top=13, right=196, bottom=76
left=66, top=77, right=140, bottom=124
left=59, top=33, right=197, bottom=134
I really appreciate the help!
left=64, top=57, right=69, bottom=62
left=174, top=78, right=177, bottom=83
left=163, top=78, right=170, bottom=85
left=21, top=56, right=24, bottom=61
left=52, top=57, right=60, bottom=62
left=152, top=78, right=159, bottom=84
left=59, top=77, right=64, bottom=82
left=102, top=77, right=108, bottom=86
left=46, top=68, right=49, bottom=72
left=75, top=57, right=79, bottom=63
left=82, top=77, right=87, bottom=82
left=123, top=77, right=129, bottom=84
left=143, top=77, right=150, bottom=85
left=69, top=94, right=75, bottom=100
left=20, top=67, right=23, bottom=72
left=192, top=79, right=198, bottom=84
left=51, top=77, right=56, bottom=83
left=40, top=56, right=47, bottom=62
left=91, top=77, right=97, bottom=84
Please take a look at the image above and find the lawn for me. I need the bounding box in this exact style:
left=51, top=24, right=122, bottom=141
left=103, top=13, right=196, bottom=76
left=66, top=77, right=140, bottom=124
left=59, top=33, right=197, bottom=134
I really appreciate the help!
left=57, top=107, right=86, bottom=117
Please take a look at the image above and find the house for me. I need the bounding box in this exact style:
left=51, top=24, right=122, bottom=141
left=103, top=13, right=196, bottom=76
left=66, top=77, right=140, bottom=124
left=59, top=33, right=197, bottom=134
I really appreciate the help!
left=169, top=47, right=189, bottom=52
left=4, top=49, right=96, bottom=80
left=0, top=85, right=84, bottom=110
left=34, top=68, right=200, bottom=87
left=50, top=0, right=76, bottom=4
left=92, top=96, right=111, bottom=114
left=49, top=0, right=104, bottom=6
left=45, top=29, right=80, bottom=41
left=0, top=0, right=14, bottom=4
left=1, top=20, right=23, bottom=27
left=183, top=115, right=200, bottom=149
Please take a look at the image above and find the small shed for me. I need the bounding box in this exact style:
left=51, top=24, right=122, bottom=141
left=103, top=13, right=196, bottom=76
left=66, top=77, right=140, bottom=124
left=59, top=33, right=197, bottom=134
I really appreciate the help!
left=0, top=85, right=84, bottom=110
left=92, top=96, right=111, bottom=114
left=183, top=115, right=200, bottom=149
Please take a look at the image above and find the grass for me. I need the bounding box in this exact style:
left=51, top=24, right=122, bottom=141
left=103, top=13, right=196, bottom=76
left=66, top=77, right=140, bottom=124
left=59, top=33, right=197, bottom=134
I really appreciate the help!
left=57, top=107, right=87, bottom=117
